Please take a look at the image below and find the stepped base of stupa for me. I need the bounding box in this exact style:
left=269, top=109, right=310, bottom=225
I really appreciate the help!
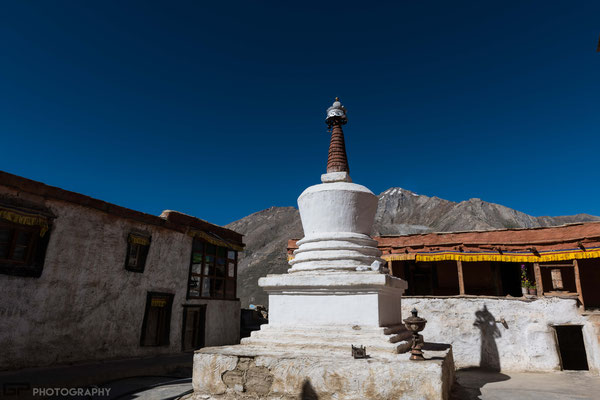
left=240, top=324, right=413, bottom=354
left=191, top=343, right=454, bottom=400
left=191, top=272, right=454, bottom=400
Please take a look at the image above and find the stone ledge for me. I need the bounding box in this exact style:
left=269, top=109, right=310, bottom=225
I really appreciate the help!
left=258, top=272, right=407, bottom=292
left=192, top=344, right=455, bottom=400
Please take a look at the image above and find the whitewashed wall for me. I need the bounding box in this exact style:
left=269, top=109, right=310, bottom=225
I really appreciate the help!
left=0, top=186, right=240, bottom=370
left=402, top=296, right=600, bottom=373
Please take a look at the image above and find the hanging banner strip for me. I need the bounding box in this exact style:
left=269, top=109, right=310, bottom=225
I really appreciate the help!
left=189, top=230, right=244, bottom=252
left=128, top=234, right=151, bottom=246
left=0, top=207, right=49, bottom=237
left=379, top=248, right=600, bottom=263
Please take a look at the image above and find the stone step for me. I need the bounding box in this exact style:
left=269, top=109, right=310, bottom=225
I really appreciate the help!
left=383, top=324, right=409, bottom=335
left=247, top=329, right=397, bottom=341
left=248, top=328, right=404, bottom=344
left=256, top=323, right=408, bottom=336
left=389, top=330, right=413, bottom=344
left=240, top=336, right=408, bottom=354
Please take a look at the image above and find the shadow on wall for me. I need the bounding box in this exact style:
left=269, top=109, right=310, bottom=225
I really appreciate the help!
left=301, top=379, right=319, bottom=400
left=473, top=304, right=502, bottom=372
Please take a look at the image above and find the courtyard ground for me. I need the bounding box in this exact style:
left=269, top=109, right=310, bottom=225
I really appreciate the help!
left=0, top=354, right=192, bottom=400
left=451, top=367, right=600, bottom=400
left=2, top=357, right=600, bottom=399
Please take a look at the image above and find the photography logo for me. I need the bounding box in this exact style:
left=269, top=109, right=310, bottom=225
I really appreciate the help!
left=3, top=382, right=31, bottom=396
left=3, top=383, right=111, bottom=397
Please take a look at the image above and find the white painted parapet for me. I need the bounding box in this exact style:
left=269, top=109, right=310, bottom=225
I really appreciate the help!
left=402, top=296, right=600, bottom=374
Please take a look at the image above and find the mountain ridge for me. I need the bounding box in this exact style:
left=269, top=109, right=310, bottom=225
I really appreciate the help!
left=227, top=188, right=600, bottom=307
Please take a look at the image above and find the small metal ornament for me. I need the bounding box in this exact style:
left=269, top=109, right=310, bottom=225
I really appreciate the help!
left=326, top=97, right=348, bottom=127
left=351, top=345, right=368, bottom=359
left=403, top=308, right=427, bottom=361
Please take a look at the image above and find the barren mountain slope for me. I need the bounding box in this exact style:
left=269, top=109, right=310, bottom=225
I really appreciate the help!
left=226, top=206, right=303, bottom=307
left=228, top=188, right=600, bottom=307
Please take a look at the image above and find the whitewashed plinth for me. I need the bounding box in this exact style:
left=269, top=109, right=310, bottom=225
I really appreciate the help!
left=192, top=344, right=455, bottom=400
left=240, top=272, right=411, bottom=354
left=260, top=272, right=406, bottom=326
left=242, top=272, right=410, bottom=353
left=189, top=271, right=457, bottom=399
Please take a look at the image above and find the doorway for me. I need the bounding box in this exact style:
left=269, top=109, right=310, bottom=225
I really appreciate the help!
left=140, top=292, right=174, bottom=346
left=553, top=325, right=589, bottom=370
left=182, top=305, right=206, bottom=352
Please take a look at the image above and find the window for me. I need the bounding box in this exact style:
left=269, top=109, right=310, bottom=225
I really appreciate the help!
left=188, top=238, right=237, bottom=300
left=125, top=233, right=151, bottom=272
left=140, top=292, right=174, bottom=346
left=0, top=210, right=51, bottom=278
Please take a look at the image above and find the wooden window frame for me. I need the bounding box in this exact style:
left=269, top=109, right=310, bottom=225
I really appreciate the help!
left=124, top=234, right=151, bottom=273
left=0, top=219, right=51, bottom=278
left=187, top=238, right=238, bottom=300
left=140, top=291, right=174, bottom=347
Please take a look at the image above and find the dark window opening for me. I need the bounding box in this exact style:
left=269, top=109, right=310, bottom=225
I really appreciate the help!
left=0, top=218, right=51, bottom=278
left=498, top=262, right=523, bottom=297
left=125, top=233, right=151, bottom=272
left=182, top=305, right=206, bottom=352
left=398, top=260, right=527, bottom=298
left=554, top=325, right=589, bottom=371
left=140, top=292, right=174, bottom=346
left=579, top=259, right=600, bottom=309
left=188, top=238, right=237, bottom=300
left=433, top=261, right=460, bottom=295
left=541, top=263, right=577, bottom=294
left=463, top=261, right=501, bottom=296
left=399, top=261, right=459, bottom=296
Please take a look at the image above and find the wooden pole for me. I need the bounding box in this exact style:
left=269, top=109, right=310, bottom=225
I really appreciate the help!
left=533, top=262, right=543, bottom=295
left=573, top=259, right=584, bottom=308
left=457, top=260, right=465, bottom=295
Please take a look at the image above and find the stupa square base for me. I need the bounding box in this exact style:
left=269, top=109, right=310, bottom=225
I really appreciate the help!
left=191, top=344, right=455, bottom=400
left=259, top=272, right=408, bottom=328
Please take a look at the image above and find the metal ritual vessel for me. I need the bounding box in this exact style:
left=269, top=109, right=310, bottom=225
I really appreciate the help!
left=403, top=308, right=427, bottom=361
left=351, top=345, right=368, bottom=359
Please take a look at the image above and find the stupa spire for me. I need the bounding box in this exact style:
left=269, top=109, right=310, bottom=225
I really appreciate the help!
left=325, top=97, right=349, bottom=174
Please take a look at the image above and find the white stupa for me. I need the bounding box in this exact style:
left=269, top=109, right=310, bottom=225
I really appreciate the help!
left=191, top=99, right=454, bottom=400
left=254, top=98, right=409, bottom=337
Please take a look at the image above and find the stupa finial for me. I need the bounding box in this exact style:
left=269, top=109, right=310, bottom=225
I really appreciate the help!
left=326, top=98, right=349, bottom=174
left=326, top=97, right=348, bottom=127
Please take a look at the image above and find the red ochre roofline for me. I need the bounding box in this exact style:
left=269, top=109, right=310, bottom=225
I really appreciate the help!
left=288, top=221, right=600, bottom=263
left=0, top=170, right=244, bottom=246
left=289, top=221, right=600, bottom=248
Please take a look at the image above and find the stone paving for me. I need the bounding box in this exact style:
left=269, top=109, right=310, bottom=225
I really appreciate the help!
left=90, top=376, right=192, bottom=400
left=451, top=368, right=600, bottom=400
left=3, top=357, right=599, bottom=400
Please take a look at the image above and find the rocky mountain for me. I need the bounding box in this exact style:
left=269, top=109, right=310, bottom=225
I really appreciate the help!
left=226, top=206, right=303, bottom=308
left=227, top=188, right=600, bottom=307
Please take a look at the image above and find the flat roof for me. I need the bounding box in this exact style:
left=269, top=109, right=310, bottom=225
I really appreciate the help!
left=0, top=170, right=244, bottom=246
left=375, top=221, right=600, bottom=248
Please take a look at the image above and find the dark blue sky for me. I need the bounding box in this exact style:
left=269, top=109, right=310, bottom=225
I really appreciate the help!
left=1, top=1, right=599, bottom=225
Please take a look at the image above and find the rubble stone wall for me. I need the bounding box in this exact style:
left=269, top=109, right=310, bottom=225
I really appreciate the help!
left=0, top=186, right=240, bottom=370
left=402, top=296, right=600, bottom=373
